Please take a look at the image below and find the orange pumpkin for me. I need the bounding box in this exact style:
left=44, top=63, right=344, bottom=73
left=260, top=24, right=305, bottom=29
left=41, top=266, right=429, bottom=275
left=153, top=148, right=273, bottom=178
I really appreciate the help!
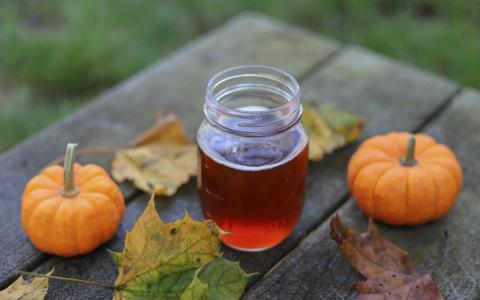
left=347, top=132, right=462, bottom=225
left=22, top=143, right=125, bottom=257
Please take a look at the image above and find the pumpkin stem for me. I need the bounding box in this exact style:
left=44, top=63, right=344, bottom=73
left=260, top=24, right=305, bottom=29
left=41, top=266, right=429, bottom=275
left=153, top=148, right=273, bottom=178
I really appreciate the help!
left=62, top=143, right=79, bottom=197
left=400, top=135, right=417, bottom=166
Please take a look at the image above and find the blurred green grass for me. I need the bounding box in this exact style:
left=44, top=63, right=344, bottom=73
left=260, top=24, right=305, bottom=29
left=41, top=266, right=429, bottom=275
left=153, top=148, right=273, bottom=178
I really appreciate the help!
left=1, top=0, right=479, bottom=153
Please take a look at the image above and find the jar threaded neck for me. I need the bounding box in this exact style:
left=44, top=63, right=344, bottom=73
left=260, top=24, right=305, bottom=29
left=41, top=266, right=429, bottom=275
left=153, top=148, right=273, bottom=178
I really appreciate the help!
left=204, top=65, right=302, bottom=137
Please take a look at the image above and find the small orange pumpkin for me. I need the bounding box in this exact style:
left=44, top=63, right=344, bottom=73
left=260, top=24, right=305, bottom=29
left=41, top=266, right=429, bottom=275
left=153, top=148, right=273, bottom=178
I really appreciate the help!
left=347, top=132, right=462, bottom=225
left=22, top=143, right=125, bottom=257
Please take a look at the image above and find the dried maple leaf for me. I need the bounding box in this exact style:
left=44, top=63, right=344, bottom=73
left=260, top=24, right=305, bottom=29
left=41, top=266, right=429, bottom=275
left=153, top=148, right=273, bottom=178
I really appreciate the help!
left=0, top=269, right=53, bottom=300
left=302, top=104, right=364, bottom=161
left=330, top=214, right=444, bottom=300
left=111, top=112, right=197, bottom=196
left=111, top=195, right=249, bottom=299
left=130, top=112, right=192, bottom=147
left=318, top=105, right=365, bottom=144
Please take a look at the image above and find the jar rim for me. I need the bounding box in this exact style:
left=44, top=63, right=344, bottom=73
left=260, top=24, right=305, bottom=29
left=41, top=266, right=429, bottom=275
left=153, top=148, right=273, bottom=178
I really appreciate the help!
left=204, top=65, right=302, bottom=137
left=206, top=65, right=300, bottom=115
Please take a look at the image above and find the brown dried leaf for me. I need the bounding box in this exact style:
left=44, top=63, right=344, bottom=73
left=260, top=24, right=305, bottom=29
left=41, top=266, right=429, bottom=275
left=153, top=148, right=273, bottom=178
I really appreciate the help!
left=0, top=270, right=53, bottom=300
left=111, top=112, right=197, bottom=196
left=330, top=214, right=443, bottom=300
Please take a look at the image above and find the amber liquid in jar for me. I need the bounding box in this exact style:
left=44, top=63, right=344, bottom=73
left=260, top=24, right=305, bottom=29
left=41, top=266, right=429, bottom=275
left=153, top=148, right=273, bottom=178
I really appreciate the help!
left=198, top=134, right=308, bottom=251
left=197, top=65, right=308, bottom=251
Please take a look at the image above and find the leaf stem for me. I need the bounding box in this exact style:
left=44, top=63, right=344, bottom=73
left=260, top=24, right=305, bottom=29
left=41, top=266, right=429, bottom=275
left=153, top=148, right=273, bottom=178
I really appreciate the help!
left=18, top=271, right=115, bottom=289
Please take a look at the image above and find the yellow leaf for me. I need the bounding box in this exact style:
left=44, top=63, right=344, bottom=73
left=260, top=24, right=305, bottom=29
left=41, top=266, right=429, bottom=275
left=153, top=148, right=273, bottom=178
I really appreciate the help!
left=0, top=270, right=53, bottom=300
left=318, top=105, right=365, bottom=143
left=302, top=104, right=365, bottom=161
left=113, top=196, right=220, bottom=287
left=111, top=112, right=197, bottom=196
left=111, top=195, right=249, bottom=299
left=131, top=112, right=192, bottom=147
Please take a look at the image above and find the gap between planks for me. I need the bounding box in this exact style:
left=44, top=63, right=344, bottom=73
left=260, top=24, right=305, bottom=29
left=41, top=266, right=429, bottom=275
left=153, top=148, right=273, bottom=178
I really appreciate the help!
left=296, top=44, right=346, bottom=83
left=5, top=53, right=461, bottom=295
left=245, top=85, right=464, bottom=293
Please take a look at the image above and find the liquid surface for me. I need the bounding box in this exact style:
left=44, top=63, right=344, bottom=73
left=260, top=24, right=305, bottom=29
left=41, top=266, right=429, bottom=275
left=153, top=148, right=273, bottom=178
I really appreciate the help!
left=197, top=132, right=308, bottom=251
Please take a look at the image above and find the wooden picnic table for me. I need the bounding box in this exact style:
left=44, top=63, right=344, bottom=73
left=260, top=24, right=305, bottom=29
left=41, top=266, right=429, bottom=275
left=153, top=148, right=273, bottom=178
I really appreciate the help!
left=0, top=13, right=479, bottom=299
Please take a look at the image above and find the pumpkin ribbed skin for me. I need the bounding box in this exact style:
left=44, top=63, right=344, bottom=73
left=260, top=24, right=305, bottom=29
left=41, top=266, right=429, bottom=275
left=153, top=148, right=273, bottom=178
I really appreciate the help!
left=22, top=163, right=125, bottom=257
left=347, top=132, right=462, bottom=225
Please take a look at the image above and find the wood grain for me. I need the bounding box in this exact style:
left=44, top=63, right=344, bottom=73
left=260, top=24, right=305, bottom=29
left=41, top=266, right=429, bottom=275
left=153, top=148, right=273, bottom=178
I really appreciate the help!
left=244, top=89, right=480, bottom=300
left=35, top=45, right=458, bottom=299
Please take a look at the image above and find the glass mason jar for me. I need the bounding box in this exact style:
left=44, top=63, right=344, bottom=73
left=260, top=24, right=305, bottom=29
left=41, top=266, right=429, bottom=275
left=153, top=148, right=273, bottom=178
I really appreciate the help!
left=197, top=65, right=308, bottom=252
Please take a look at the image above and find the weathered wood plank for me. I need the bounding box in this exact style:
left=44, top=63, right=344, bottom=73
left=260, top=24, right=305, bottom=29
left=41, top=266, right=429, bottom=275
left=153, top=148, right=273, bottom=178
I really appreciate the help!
left=34, top=46, right=459, bottom=299
left=244, top=89, right=480, bottom=299
left=0, top=13, right=339, bottom=289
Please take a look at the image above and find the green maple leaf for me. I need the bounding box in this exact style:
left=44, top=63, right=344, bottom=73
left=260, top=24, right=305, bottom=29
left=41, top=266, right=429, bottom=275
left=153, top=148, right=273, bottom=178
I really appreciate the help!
left=197, top=257, right=249, bottom=300
left=180, top=270, right=208, bottom=300
left=111, top=195, right=249, bottom=300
